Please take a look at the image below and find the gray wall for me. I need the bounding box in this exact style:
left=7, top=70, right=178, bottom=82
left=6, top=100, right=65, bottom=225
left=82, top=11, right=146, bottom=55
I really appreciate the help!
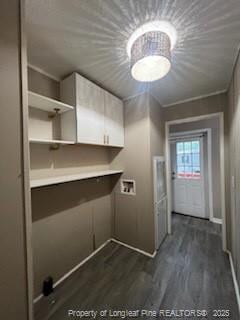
left=28, top=68, right=117, bottom=297
left=28, top=67, right=60, bottom=100
left=28, top=66, right=232, bottom=298
left=170, top=118, right=221, bottom=219
left=149, top=94, right=165, bottom=159
left=163, top=93, right=233, bottom=250
left=0, top=1, right=30, bottom=319
left=227, top=51, right=240, bottom=290
left=32, top=177, right=113, bottom=295
left=163, top=93, right=227, bottom=121
left=110, top=93, right=165, bottom=254
left=162, top=93, right=227, bottom=121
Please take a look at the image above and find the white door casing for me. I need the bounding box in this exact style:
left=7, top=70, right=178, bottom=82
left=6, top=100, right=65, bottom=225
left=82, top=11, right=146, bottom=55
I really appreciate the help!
left=165, top=113, right=226, bottom=251
left=153, top=156, right=168, bottom=249
left=171, top=138, right=206, bottom=218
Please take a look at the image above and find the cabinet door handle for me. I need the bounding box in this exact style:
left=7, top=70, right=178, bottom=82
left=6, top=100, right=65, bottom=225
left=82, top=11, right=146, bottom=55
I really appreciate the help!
left=104, top=134, right=106, bottom=144
left=107, top=135, right=109, bottom=145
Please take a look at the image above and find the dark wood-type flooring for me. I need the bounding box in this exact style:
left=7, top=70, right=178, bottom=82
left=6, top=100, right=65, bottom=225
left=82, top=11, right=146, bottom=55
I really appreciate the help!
left=35, top=213, right=239, bottom=319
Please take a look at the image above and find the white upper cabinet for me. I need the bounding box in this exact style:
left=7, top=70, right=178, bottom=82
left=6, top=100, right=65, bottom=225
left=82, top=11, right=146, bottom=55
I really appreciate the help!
left=76, top=74, right=105, bottom=145
left=104, top=91, right=124, bottom=147
left=60, top=72, right=124, bottom=147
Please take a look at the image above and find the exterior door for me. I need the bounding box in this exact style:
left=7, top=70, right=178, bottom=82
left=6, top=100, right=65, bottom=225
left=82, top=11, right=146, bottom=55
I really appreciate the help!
left=171, top=138, right=206, bottom=218
left=153, top=157, right=168, bottom=249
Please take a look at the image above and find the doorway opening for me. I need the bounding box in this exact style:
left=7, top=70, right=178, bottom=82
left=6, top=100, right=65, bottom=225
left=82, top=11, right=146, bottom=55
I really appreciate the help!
left=170, top=129, right=212, bottom=220
left=165, top=113, right=226, bottom=251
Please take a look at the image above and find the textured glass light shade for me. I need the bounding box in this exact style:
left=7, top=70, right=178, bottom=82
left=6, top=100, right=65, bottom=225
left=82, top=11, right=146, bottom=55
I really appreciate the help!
left=131, top=31, right=171, bottom=82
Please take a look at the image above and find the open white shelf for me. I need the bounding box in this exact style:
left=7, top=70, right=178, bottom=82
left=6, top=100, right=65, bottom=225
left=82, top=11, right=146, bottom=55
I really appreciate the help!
left=30, top=169, right=123, bottom=188
left=28, top=91, right=74, bottom=113
left=29, top=138, right=75, bottom=145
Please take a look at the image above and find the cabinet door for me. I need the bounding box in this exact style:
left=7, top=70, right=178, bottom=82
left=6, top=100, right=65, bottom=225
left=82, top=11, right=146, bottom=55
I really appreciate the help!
left=93, top=194, right=111, bottom=249
left=76, top=74, right=105, bottom=145
left=114, top=193, right=137, bottom=247
left=104, top=92, right=124, bottom=147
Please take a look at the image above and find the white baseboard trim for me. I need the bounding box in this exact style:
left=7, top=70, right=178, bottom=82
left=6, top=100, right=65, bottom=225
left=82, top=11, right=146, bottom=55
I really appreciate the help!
left=111, top=238, right=157, bottom=258
left=33, top=294, right=43, bottom=304
left=33, top=238, right=156, bottom=304
left=33, top=239, right=111, bottom=304
left=227, top=250, right=240, bottom=314
left=211, top=217, right=222, bottom=224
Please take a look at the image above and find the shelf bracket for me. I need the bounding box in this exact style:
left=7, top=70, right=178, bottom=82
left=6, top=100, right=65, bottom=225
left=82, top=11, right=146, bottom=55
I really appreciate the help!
left=49, top=143, right=60, bottom=151
left=48, top=108, right=60, bottom=119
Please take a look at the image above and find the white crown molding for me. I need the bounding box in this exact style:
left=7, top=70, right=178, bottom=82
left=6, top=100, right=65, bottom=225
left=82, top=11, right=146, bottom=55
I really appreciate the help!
left=124, top=89, right=227, bottom=108
left=162, top=89, right=227, bottom=108
left=28, top=63, right=61, bottom=82
left=123, top=90, right=149, bottom=102
left=148, top=91, right=163, bottom=106
left=227, top=45, right=240, bottom=93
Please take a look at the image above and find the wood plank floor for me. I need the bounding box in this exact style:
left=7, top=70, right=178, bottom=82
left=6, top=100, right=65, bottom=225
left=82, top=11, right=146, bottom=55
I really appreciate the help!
left=35, top=213, right=239, bottom=319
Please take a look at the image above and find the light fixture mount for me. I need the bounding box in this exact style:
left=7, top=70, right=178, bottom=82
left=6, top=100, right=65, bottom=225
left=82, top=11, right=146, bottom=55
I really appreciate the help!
left=127, top=20, right=177, bottom=82
left=131, top=31, right=171, bottom=82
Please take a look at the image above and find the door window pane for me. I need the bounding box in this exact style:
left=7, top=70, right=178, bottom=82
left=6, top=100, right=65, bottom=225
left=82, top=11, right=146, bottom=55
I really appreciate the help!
left=192, top=141, right=200, bottom=153
left=177, top=155, right=184, bottom=166
left=192, top=154, right=200, bottom=166
left=185, top=166, right=193, bottom=176
left=184, top=154, right=192, bottom=165
left=193, top=166, right=200, bottom=178
left=176, top=140, right=201, bottom=179
left=177, top=142, right=184, bottom=154
left=184, top=142, right=191, bottom=153
left=177, top=166, right=185, bottom=178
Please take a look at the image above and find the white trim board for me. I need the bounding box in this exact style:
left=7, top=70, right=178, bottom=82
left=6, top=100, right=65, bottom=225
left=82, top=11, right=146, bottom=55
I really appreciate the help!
left=111, top=238, right=157, bottom=258
left=28, top=91, right=74, bottom=113
left=211, top=218, right=222, bottom=224
left=219, top=113, right=227, bottom=250
left=169, top=128, right=214, bottom=222
left=30, top=170, right=123, bottom=189
left=33, top=239, right=111, bottom=304
left=165, top=112, right=227, bottom=251
left=33, top=238, right=155, bottom=304
left=227, top=251, right=240, bottom=314
left=166, top=112, right=223, bottom=125
left=123, top=90, right=149, bottom=102
left=153, top=156, right=166, bottom=250
left=28, top=63, right=61, bottom=82
left=163, top=90, right=227, bottom=108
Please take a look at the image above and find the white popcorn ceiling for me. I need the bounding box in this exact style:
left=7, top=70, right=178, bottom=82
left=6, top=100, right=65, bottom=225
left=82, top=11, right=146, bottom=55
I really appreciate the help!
left=26, top=0, right=240, bottom=106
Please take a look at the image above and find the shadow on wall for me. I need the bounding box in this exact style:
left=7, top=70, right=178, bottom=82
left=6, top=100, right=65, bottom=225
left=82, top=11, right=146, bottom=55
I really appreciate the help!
left=32, top=175, right=120, bottom=222
left=109, top=146, right=122, bottom=163
left=30, top=144, right=111, bottom=171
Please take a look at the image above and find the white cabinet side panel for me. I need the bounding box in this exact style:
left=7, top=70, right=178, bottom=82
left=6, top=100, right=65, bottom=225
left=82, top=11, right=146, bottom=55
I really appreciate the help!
left=76, top=74, right=105, bottom=145
left=60, top=73, right=77, bottom=141
left=104, top=92, right=124, bottom=147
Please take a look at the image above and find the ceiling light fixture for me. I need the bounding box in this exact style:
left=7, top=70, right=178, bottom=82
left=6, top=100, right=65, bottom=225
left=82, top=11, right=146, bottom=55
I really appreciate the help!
left=127, top=21, right=177, bottom=82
